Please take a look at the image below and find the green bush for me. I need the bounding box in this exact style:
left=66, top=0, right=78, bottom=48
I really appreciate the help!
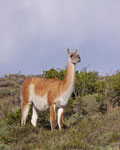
left=0, top=80, right=15, bottom=87
left=43, top=68, right=120, bottom=111
left=43, top=68, right=65, bottom=80
left=95, top=72, right=120, bottom=109
left=5, top=107, right=50, bottom=129
left=75, top=68, right=99, bottom=97
left=108, top=72, right=120, bottom=106
left=5, top=109, right=21, bottom=125
left=0, top=144, right=10, bottom=150
left=0, top=89, right=11, bottom=98
left=81, top=94, right=100, bottom=115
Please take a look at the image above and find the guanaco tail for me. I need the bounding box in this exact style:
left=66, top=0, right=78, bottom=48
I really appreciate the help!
left=21, top=49, right=81, bottom=130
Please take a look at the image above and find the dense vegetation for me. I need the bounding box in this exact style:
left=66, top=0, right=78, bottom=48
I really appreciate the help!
left=0, top=68, right=120, bottom=150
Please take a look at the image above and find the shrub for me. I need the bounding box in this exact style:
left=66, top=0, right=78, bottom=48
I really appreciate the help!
left=79, top=94, right=100, bottom=115
left=108, top=72, right=120, bottom=106
left=95, top=72, right=120, bottom=110
left=0, top=80, right=15, bottom=87
left=0, top=89, right=11, bottom=98
left=5, top=107, right=50, bottom=129
left=75, top=68, right=99, bottom=97
left=43, top=68, right=65, bottom=80
left=0, top=144, right=10, bottom=150
left=5, top=109, right=21, bottom=125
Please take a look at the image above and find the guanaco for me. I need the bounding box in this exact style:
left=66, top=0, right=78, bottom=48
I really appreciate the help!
left=21, top=49, right=81, bottom=130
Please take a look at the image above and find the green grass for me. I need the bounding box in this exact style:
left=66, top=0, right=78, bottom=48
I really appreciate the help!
left=1, top=108, right=120, bottom=149
left=0, top=73, right=120, bottom=150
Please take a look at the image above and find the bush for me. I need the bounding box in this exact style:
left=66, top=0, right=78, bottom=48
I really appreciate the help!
left=0, top=144, right=10, bottom=150
left=0, top=89, right=11, bottom=98
left=43, top=67, right=120, bottom=111
left=43, top=68, right=65, bottom=80
left=5, top=107, right=50, bottom=129
left=0, top=80, right=15, bottom=87
left=5, top=109, right=21, bottom=125
left=75, top=68, right=99, bottom=97
left=108, top=72, right=120, bottom=106
left=95, top=72, right=120, bottom=110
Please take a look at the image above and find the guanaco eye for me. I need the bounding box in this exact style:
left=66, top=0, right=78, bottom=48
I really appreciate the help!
left=70, top=54, right=73, bottom=57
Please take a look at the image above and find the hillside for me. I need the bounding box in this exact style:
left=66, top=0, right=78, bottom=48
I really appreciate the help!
left=0, top=69, right=120, bottom=150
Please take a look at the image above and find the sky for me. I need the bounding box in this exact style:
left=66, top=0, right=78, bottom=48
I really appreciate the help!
left=0, top=0, right=120, bottom=76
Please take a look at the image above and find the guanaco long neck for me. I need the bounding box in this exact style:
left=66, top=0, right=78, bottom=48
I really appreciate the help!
left=63, top=58, right=75, bottom=90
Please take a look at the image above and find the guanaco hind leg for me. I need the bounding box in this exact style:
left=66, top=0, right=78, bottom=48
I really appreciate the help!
left=50, top=104, right=56, bottom=131
left=58, top=108, right=64, bottom=130
left=21, top=102, right=31, bottom=126
left=31, top=105, right=38, bottom=127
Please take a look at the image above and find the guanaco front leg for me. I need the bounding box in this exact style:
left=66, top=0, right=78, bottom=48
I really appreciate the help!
left=50, top=104, right=56, bottom=131
left=58, top=108, right=64, bottom=130
left=31, top=106, right=38, bottom=127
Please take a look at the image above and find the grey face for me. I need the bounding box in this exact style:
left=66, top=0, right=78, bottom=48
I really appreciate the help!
left=67, top=49, right=81, bottom=64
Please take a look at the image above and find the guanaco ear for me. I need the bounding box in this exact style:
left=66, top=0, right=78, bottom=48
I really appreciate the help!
left=75, top=49, right=78, bottom=54
left=67, top=48, right=70, bottom=55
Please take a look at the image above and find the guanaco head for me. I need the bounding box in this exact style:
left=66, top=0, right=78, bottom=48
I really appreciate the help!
left=67, top=48, right=81, bottom=64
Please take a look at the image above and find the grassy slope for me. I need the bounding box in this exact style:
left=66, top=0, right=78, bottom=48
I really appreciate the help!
left=0, top=75, right=120, bottom=150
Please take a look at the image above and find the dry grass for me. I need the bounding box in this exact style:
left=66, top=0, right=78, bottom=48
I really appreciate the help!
left=0, top=74, right=120, bottom=150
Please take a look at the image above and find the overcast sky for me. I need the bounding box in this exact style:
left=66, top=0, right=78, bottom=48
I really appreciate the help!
left=0, top=0, right=120, bottom=76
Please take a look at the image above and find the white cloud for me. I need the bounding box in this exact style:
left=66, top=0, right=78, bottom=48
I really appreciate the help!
left=0, top=0, right=120, bottom=75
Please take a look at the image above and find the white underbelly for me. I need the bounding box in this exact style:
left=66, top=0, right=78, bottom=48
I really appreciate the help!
left=29, top=84, right=49, bottom=111
left=32, top=95, right=49, bottom=111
